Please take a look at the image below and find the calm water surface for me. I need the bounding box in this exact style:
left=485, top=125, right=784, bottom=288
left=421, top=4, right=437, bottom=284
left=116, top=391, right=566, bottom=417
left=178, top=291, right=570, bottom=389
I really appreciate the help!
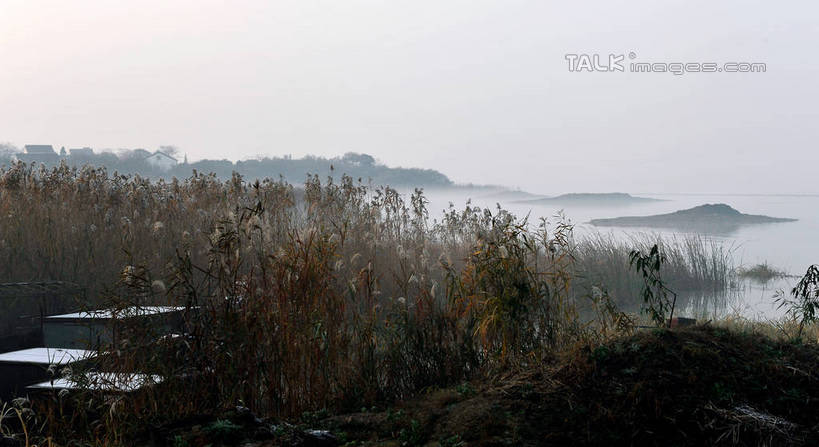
left=420, top=190, right=819, bottom=320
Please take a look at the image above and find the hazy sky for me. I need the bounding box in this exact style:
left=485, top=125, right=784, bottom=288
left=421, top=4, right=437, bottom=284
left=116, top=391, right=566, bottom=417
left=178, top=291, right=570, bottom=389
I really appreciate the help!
left=1, top=1, right=817, bottom=194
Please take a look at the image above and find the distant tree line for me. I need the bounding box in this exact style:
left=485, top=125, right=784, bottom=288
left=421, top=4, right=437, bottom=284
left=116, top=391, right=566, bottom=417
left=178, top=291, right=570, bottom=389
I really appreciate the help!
left=0, top=143, right=452, bottom=187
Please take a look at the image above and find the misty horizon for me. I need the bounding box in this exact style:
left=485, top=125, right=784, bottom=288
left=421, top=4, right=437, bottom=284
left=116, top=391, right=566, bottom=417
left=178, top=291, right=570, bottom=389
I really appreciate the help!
left=2, top=1, right=818, bottom=194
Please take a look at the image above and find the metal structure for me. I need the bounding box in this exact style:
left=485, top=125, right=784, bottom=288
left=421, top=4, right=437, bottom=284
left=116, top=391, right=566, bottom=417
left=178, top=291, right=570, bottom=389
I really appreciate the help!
left=0, top=282, right=180, bottom=399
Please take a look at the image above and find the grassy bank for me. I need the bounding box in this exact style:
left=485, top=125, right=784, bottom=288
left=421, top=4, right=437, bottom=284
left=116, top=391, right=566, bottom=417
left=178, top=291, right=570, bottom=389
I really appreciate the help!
left=316, top=324, right=819, bottom=446
left=6, top=324, right=819, bottom=446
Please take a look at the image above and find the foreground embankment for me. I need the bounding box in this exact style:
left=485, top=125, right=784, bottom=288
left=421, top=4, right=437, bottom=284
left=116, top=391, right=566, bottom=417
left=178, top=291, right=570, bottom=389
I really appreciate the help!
left=109, top=325, right=818, bottom=446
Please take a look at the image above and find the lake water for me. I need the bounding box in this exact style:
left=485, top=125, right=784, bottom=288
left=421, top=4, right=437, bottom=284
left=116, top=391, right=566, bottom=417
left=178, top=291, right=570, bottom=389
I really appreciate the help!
left=420, top=190, right=819, bottom=320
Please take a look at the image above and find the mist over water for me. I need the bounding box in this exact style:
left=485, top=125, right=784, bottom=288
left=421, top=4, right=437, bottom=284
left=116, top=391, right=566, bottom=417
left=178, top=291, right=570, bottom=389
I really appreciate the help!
left=418, top=189, right=819, bottom=319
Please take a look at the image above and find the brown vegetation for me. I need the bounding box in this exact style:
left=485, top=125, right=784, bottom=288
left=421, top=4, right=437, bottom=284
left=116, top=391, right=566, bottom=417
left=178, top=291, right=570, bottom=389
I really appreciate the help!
left=0, top=162, right=788, bottom=446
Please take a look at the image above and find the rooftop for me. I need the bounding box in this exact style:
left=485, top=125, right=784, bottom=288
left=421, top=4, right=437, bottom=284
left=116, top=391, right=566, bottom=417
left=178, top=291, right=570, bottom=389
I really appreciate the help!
left=23, top=145, right=56, bottom=155
left=146, top=151, right=177, bottom=161
left=45, top=306, right=185, bottom=321
left=0, top=347, right=95, bottom=365
left=28, top=372, right=163, bottom=392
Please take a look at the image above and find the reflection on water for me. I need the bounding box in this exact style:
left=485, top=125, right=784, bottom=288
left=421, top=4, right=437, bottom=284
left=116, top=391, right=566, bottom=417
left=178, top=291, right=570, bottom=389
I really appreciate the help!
left=593, top=221, right=792, bottom=238
left=613, top=277, right=795, bottom=322
left=648, top=275, right=795, bottom=321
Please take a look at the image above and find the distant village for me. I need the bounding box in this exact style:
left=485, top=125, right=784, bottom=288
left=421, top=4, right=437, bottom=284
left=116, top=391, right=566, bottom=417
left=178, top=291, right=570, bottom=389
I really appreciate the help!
left=14, top=144, right=180, bottom=171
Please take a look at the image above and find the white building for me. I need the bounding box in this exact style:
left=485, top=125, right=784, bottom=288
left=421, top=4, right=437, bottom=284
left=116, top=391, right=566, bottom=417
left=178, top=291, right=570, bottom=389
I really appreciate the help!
left=144, top=151, right=178, bottom=171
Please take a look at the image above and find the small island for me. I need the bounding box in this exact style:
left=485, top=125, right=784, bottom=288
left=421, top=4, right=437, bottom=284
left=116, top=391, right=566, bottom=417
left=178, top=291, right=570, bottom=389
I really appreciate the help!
left=516, top=192, right=665, bottom=206
left=589, top=203, right=797, bottom=232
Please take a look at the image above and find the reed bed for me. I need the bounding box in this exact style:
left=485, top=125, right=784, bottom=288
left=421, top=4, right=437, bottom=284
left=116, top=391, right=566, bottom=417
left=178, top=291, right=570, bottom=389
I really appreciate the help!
left=573, top=232, right=736, bottom=312
left=0, top=162, right=742, bottom=443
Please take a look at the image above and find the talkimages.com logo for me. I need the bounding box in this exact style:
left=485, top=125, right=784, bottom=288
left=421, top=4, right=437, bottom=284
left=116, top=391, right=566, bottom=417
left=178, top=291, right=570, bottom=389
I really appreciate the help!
left=565, top=52, right=766, bottom=75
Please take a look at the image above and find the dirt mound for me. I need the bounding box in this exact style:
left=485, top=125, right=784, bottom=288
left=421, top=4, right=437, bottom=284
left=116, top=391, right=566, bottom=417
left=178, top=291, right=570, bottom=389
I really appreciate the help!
left=325, top=327, right=819, bottom=446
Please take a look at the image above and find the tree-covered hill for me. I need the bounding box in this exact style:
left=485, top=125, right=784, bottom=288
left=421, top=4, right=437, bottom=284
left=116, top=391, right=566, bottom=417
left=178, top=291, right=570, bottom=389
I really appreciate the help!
left=0, top=144, right=452, bottom=187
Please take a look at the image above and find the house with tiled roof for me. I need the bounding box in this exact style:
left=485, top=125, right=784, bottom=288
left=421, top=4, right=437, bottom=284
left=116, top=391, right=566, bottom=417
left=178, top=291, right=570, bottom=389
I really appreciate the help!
left=69, top=147, right=94, bottom=157
left=144, top=150, right=178, bottom=171
left=19, top=145, right=59, bottom=164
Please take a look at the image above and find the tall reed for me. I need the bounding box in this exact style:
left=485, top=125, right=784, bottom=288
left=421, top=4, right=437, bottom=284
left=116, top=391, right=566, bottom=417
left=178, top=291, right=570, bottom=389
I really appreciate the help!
left=573, top=232, right=735, bottom=311
left=0, top=162, right=739, bottom=444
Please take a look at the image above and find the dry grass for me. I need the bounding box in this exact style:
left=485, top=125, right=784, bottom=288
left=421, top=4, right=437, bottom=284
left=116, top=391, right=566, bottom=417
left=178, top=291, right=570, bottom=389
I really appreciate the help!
left=573, top=232, right=735, bottom=312
left=0, top=161, right=777, bottom=445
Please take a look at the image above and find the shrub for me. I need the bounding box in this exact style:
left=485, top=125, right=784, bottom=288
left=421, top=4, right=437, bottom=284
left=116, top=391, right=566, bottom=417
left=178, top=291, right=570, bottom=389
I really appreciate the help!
left=776, top=265, right=819, bottom=338
left=629, top=244, right=677, bottom=327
